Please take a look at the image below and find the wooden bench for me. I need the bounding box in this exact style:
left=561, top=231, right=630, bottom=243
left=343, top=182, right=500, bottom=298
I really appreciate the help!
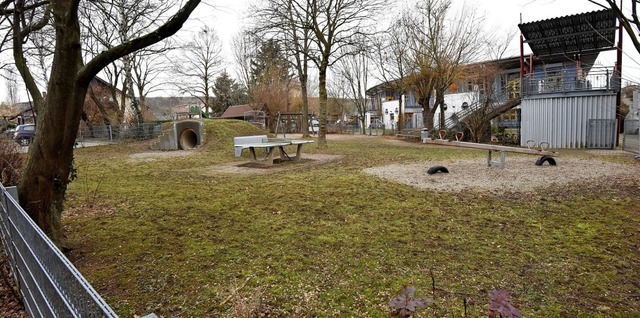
left=234, top=135, right=314, bottom=165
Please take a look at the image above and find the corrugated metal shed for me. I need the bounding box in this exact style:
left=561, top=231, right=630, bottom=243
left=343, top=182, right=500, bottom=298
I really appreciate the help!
left=520, top=93, right=616, bottom=148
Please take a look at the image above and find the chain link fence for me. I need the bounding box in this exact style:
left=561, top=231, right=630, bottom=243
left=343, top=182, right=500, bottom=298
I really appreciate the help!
left=0, top=184, right=117, bottom=317
left=77, top=123, right=163, bottom=144
left=623, top=119, right=639, bottom=154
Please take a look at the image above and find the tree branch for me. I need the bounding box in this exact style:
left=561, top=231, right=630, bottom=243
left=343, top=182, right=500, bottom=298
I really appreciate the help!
left=78, top=0, right=200, bottom=84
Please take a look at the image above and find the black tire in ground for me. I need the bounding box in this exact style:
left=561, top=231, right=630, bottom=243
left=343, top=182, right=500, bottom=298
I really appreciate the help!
left=427, top=165, right=449, bottom=175
left=535, top=156, right=557, bottom=166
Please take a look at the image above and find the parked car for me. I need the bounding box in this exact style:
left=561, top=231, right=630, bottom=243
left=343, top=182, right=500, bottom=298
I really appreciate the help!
left=13, top=124, right=35, bottom=146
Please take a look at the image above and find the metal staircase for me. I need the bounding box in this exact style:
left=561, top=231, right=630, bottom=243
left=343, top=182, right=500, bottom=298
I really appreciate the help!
left=438, top=87, right=522, bottom=130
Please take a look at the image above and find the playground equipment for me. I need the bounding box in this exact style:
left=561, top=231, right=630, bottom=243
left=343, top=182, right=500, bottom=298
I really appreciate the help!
left=156, top=120, right=205, bottom=150
left=423, top=130, right=559, bottom=169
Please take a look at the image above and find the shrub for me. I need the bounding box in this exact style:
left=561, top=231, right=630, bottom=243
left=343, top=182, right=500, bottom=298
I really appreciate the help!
left=0, top=140, right=24, bottom=186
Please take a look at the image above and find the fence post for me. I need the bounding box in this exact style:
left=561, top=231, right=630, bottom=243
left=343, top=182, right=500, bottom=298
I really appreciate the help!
left=6, top=186, right=18, bottom=201
left=109, top=125, right=113, bottom=143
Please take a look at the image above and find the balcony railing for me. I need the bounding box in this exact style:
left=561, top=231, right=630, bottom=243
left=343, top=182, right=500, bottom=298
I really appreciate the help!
left=522, top=66, right=618, bottom=96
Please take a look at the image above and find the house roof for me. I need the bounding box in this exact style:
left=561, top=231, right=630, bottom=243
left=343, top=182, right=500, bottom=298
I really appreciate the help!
left=219, top=104, right=254, bottom=118
left=0, top=102, right=35, bottom=119
left=173, top=103, right=204, bottom=114
left=518, top=9, right=617, bottom=57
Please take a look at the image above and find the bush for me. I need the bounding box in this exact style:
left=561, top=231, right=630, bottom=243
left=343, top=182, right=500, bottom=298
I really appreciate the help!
left=0, top=140, right=24, bottom=186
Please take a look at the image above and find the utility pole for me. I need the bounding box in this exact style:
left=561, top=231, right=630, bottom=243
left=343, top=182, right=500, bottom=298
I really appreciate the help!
left=615, top=0, right=623, bottom=147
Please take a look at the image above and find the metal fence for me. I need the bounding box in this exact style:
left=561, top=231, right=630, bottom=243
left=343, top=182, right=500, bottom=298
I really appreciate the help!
left=587, top=119, right=617, bottom=149
left=522, top=66, right=618, bottom=96
left=77, top=123, right=163, bottom=143
left=623, top=119, right=640, bottom=153
left=0, top=184, right=117, bottom=317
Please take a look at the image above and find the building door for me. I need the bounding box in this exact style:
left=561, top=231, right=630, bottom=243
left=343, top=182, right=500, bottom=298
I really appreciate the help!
left=587, top=119, right=616, bottom=149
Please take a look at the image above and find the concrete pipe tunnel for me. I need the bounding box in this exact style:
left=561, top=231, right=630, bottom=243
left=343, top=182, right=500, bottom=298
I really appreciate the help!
left=175, top=120, right=204, bottom=150
left=178, top=128, right=198, bottom=150
left=157, top=120, right=205, bottom=150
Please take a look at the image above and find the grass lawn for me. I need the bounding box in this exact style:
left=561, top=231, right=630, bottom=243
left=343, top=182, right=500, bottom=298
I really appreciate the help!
left=64, top=119, right=640, bottom=317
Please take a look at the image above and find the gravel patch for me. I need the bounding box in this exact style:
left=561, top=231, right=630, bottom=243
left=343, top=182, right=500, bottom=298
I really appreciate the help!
left=363, top=156, right=636, bottom=193
left=204, top=154, right=344, bottom=175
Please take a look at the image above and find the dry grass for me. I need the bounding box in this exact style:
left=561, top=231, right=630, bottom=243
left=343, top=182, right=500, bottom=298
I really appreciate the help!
left=0, top=140, right=24, bottom=186
left=63, top=119, right=640, bottom=317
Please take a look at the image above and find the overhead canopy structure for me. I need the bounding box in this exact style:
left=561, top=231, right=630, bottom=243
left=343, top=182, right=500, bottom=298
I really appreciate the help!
left=518, top=9, right=617, bottom=57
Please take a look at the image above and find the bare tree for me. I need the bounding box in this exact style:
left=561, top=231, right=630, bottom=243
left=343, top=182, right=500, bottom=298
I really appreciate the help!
left=293, top=0, right=385, bottom=146
left=327, top=79, right=353, bottom=130
left=335, top=46, right=369, bottom=134
left=80, top=0, right=174, bottom=123
left=0, top=3, right=14, bottom=73
left=28, top=29, right=54, bottom=88
left=372, top=10, right=413, bottom=132
left=403, top=3, right=438, bottom=130
left=5, top=0, right=200, bottom=245
left=250, top=40, right=292, bottom=131
left=404, top=0, right=485, bottom=130
left=232, top=31, right=257, bottom=93
left=460, top=29, right=517, bottom=142
left=173, top=25, right=223, bottom=117
left=132, top=47, right=174, bottom=121
left=253, top=0, right=314, bottom=137
left=460, top=63, right=503, bottom=142
left=4, top=67, right=19, bottom=106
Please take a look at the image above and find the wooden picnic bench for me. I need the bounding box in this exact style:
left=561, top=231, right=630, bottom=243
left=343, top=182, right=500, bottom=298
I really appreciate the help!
left=234, top=135, right=314, bottom=166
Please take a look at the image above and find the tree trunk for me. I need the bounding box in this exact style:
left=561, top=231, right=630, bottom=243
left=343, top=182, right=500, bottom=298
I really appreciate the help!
left=123, top=57, right=143, bottom=124
left=318, top=62, right=328, bottom=147
left=437, top=92, right=445, bottom=130
left=18, top=0, right=86, bottom=246
left=397, top=94, right=403, bottom=132
left=301, top=73, right=309, bottom=138
left=419, top=95, right=434, bottom=130
left=14, top=0, right=201, bottom=246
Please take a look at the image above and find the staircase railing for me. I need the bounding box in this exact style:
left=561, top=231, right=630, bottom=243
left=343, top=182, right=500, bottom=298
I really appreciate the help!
left=439, top=83, right=521, bottom=130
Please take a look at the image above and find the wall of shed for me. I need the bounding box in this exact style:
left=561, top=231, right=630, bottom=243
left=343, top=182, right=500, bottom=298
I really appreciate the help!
left=520, top=92, right=616, bottom=148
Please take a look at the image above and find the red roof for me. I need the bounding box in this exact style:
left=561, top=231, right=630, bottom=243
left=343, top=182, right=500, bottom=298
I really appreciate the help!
left=219, top=104, right=254, bottom=118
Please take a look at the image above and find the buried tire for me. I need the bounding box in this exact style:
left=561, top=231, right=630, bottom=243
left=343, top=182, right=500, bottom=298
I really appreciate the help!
left=427, top=165, right=449, bottom=175
left=535, top=156, right=557, bottom=166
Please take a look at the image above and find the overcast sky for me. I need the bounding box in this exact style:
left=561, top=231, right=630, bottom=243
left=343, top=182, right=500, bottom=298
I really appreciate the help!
left=182, top=0, right=639, bottom=88
left=2, top=0, right=639, bottom=102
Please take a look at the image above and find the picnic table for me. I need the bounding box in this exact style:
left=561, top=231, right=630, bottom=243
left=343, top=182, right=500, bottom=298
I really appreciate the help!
left=234, top=135, right=314, bottom=165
